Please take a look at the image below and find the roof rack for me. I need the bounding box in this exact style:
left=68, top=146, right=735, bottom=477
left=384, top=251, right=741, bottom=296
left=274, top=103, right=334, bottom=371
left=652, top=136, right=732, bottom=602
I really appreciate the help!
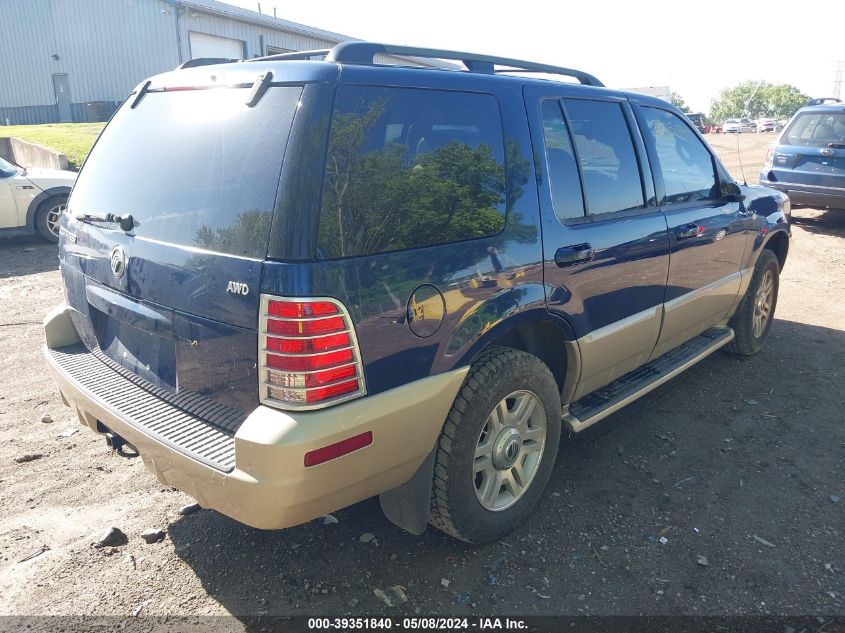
left=806, top=97, right=843, bottom=106
left=249, top=41, right=603, bottom=87
left=250, top=49, right=331, bottom=62
left=177, top=57, right=239, bottom=69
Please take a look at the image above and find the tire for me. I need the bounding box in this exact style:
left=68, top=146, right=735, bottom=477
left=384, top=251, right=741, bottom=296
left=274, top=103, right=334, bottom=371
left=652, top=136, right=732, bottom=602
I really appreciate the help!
left=429, top=347, right=561, bottom=543
left=728, top=249, right=779, bottom=356
left=34, top=195, right=67, bottom=243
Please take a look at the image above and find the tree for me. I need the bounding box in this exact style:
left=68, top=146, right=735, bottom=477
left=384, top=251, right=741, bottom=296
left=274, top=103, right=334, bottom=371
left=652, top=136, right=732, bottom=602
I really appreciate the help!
left=670, top=91, right=691, bottom=113
left=710, top=81, right=809, bottom=122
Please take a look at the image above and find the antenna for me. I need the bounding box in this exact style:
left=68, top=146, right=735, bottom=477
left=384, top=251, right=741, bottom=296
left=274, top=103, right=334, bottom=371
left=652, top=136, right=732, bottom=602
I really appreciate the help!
left=834, top=61, right=844, bottom=100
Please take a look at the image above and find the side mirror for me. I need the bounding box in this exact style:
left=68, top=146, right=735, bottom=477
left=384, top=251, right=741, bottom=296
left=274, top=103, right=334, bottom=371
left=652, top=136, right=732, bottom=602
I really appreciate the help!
left=721, top=181, right=746, bottom=202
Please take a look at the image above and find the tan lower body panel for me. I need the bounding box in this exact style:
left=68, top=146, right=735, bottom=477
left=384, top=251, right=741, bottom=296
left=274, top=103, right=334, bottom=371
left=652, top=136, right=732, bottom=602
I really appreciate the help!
left=571, top=305, right=663, bottom=402
left=44, top=303, right=469, bottom=530
left=650, top=271, right=744, bottom=359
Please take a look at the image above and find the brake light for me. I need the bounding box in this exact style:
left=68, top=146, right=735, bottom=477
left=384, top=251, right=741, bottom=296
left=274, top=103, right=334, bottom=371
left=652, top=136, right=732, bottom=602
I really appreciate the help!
left=259, top=295, right=366, bottom=409
left=764, top=146, right=775, bottom=168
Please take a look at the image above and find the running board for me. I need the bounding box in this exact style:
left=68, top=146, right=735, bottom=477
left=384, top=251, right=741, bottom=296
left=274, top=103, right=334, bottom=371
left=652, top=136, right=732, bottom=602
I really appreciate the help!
left=563, top=327, right=734, bottom=433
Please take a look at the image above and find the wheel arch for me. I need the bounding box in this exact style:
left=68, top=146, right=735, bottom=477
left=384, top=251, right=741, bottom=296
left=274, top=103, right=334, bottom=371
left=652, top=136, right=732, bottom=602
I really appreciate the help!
left=762, top=229, right=789, bottom=271
left=26, top=186, right=71, bottom=232
left=458, top=310, right=580, bottom=402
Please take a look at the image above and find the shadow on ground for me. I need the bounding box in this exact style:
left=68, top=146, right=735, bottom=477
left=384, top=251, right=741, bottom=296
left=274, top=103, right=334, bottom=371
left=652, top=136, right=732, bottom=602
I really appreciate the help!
left=0, top=235, right=58, bottom=278
left=167, top=318, right=845, bottom=623
left=790, top=208, right=845, bottom=237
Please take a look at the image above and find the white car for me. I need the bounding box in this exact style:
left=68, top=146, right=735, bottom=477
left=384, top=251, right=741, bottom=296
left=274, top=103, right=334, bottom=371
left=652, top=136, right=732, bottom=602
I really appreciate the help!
left=756, top=118, right=779, bottom=133
left=0, top=156, right=76, bottom=242
left=723, top=118, right=756, bottom=133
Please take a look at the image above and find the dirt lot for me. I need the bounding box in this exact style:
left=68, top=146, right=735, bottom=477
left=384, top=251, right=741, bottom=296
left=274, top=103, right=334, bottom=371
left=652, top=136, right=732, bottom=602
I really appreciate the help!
left=1, top=132, right=843, bottom=628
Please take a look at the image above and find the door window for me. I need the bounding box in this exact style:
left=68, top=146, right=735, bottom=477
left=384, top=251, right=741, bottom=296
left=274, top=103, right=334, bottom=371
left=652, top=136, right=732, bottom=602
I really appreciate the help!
left=641, top=107, right=718, bottom=205
left=562, top=99, right=645, bottom=215
left=539, top=99, right=584, bottom=221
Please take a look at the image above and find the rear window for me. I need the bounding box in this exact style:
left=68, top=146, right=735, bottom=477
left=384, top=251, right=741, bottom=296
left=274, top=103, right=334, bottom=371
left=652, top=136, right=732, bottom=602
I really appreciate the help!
left=784, top=111, right=845, bottom=147
left=69, top=86, right=302, bottom=258
left=317, top=86, right=506, bottom=259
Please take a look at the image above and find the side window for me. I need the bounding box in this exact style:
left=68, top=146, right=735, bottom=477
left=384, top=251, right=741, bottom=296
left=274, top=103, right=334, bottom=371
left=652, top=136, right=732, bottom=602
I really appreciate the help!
left=562, top=99, right=645, bottom=215
left=641, top=107, right=717, bottom=205
left=540, top=99, right=585, bottom=221
left=318, top=86, right=507, bottom=259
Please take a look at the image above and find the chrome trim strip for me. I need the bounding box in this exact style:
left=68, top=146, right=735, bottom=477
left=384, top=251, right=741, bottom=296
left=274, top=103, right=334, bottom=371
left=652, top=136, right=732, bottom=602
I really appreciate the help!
left=265, top=361, right=359, bottom=377
left=262, top=329, right=353, bottom=339
left=564, top=328, right=735, bottom=433
left=762, top=180, right=845, bottom=192
left=263, top=345, right=356, bottom=358
left=265, top=314, right=345, bottom=323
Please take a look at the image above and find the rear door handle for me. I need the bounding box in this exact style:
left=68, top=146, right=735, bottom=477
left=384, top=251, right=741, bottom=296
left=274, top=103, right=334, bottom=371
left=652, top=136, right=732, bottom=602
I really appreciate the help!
left=554, top=243, right=594, bottom=267
left=675, top=224, right=702, bottom=239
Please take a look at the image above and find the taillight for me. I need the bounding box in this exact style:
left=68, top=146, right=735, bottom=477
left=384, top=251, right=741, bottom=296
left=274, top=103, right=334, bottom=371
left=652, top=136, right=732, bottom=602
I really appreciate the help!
left=764, top=146, right=775, bottom=168
left=259, top=295, right=366, bottom=410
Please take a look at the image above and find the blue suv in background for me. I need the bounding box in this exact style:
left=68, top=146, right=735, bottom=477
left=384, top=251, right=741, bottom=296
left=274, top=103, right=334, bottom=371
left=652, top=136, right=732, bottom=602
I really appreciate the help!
left=44, top=42, right=790, bottom=543
left=760, top=97, right=845, bottom=211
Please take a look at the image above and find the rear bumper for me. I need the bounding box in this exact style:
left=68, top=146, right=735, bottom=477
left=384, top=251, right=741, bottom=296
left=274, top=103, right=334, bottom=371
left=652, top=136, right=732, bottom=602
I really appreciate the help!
left=759, top=178, right=845, bottom=209
left=43, top=303, right=467, bottom=529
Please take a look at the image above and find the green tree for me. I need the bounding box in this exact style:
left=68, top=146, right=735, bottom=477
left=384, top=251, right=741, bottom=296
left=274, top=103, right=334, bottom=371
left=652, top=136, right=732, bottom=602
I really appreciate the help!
left=194, top=209, right=271, bottom=257
left=670, top=91, right=691, bottom=113
left=710, top=81, right=809, bottom=122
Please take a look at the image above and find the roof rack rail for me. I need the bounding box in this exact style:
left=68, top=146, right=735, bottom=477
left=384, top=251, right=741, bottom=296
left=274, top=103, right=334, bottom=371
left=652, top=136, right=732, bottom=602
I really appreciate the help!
left=177, top=57, right=239, bottom=69
left=324, top=41, right=604, bottom=86
left=249, top=49, right=331, bottom=62
left=806, top=97, right=842, bottom=106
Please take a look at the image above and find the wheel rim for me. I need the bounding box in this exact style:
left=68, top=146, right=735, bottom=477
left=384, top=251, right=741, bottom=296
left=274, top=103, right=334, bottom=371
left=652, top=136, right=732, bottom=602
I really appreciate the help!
left=46, top=203, right=66, bottom=238
left=752, top=269, right=774, bottom=338
left=473, top=390, right=547, bottom=512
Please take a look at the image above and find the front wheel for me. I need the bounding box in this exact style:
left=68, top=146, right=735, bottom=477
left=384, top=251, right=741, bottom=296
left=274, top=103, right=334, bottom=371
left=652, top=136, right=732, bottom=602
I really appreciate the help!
left=728, top=249, right=780, bottom=356
left=429, top=347, right=561, bottom=543
left=35, top=196, right=67, bottom=243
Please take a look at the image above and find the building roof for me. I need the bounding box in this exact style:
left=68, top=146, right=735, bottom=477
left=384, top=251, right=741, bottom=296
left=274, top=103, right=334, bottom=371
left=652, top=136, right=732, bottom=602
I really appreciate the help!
left=175, top=0, right=453, bottom=68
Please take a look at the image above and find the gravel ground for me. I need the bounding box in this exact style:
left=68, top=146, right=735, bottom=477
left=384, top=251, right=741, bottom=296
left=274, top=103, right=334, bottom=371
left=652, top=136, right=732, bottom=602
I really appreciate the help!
left=0, top=132, right=843, bottom=628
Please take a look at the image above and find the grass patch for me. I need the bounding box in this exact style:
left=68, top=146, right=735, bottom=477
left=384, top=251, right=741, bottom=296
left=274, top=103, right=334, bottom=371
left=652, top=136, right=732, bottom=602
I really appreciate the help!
left=1, top=123, right=105, bottom=171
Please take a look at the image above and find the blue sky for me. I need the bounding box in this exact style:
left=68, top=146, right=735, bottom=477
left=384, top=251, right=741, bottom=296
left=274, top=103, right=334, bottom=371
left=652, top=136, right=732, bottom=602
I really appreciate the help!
left=223, top=0, right=844, bottom=114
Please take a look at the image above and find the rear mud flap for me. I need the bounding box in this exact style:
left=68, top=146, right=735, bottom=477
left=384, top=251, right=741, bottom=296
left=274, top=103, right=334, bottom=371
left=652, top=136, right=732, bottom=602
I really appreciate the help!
left=379, top=448, right=436, bottom=535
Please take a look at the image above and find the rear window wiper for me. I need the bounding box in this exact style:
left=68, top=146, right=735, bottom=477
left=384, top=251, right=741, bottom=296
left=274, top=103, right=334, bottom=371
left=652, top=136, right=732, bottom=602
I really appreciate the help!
left=828, top=142, right=845, bottom=149
left=74, top=212, right=136, bottom=232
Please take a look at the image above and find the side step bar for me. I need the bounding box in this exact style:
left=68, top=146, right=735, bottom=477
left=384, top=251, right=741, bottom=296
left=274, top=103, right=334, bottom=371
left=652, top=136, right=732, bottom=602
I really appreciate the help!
left=564, top=327, right=734, bottom=433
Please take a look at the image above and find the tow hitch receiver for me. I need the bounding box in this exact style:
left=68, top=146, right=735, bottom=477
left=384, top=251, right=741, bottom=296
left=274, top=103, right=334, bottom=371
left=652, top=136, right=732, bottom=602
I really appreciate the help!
left=105, top=431, right=139, bottom=458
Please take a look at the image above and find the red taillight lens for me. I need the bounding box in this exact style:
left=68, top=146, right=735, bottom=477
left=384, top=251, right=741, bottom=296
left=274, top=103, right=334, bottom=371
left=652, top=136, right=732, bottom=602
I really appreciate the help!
left=266, top=348, right=353, bottom=372
left=259, top=295, right=366, bottom=410
left=764, top=146, right=775, bottom=168
left=268, top=300, right=338, bottom=319
left=267, top=317, right=346, bottom=337
left=304, top=431, right=373, bottom=467
left=266, top=332, right=350, bottom=354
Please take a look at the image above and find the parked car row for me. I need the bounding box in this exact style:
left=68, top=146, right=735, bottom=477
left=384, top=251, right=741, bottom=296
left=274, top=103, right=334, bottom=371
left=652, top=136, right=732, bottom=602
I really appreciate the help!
left=684, top=114, right=785, bottom=134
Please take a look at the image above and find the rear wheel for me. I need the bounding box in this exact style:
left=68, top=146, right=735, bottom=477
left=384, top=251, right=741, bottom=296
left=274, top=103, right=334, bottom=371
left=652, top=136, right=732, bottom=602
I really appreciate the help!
left=728, top=249, right=780, bottom=356
left=429, top=347, right=561, bottom=543
left=35, top=196, right=67, bottom=243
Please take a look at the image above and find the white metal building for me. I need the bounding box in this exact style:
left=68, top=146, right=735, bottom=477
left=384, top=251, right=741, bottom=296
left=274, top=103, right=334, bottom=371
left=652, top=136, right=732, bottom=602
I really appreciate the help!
left=0, top=0, right=441, bottom=125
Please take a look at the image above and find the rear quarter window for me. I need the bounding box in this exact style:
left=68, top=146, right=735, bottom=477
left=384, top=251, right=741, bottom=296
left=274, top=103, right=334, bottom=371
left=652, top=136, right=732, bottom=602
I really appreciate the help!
left=317, top=86, right=507, bottom=259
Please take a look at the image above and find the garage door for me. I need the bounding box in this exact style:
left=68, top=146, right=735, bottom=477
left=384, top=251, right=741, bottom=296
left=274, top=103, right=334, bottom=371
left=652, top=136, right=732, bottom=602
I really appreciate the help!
left=189, top=32, right=245, bottom=60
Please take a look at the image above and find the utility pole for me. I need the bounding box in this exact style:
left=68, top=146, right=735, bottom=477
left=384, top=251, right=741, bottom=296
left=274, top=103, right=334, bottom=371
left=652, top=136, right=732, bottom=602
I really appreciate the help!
left=834, top=61, right=844, bottom=100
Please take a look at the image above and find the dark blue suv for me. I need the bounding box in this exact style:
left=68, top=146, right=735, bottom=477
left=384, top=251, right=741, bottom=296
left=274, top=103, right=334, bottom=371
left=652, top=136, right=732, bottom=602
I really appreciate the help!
left=43, top=42, right=790, bottom=543
left=759, top=97, right=845, bottom=210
